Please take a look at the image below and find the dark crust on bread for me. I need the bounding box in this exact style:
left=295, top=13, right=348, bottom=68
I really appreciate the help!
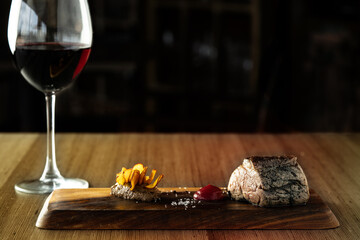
left=228, top=156, right=310, bottom=207
left=245, top=156, right=298, bottom=169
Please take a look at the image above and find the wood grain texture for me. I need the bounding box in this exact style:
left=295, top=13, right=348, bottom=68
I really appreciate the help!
left=0, top=133, right=359, bottom=239
left=36, top=188, right=338, bottom=230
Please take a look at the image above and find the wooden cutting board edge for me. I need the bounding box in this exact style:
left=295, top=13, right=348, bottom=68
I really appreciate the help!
left=36, top=187, right=340, bottom=230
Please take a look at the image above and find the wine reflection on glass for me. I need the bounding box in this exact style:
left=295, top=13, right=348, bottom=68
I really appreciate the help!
left=8, top=0, right=92, bottom=194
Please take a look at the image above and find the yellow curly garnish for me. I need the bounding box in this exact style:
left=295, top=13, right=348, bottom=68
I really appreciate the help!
left=115, top=163, right=164, bottom=191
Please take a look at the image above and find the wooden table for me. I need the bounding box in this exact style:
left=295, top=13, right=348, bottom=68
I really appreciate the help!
left=0, top=133, right=359, bottom=239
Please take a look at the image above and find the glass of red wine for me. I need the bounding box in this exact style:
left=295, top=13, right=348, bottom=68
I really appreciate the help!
left=8, top=0, right=92, bottom=194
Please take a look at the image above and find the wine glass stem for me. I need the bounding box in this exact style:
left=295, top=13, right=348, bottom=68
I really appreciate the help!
left=40, top=93, right=63, bottom=182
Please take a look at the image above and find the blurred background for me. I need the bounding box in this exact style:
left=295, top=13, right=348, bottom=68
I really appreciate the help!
left=0, top=0, right=359, bottom=133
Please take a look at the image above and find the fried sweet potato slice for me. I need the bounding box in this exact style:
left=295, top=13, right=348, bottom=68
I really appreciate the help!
left=146, top=169, right=157, bottom=184
left=138, top=166, right=148, bottom=185
left=145, top=174, right=164, bottom=189
left=116, top=167, right=127, bottom=185
left=130, top=170, right=140, bottom=190
left=130, top=163, right=144, bottom=180
left=123, top=169, right=132, bottom=182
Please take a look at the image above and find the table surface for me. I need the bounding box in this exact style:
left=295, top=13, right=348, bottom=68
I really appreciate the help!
left=0, top=133, right=359, bottom=239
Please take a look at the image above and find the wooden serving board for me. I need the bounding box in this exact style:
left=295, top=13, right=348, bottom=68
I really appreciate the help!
left=36, top=188, right=339, bottom=230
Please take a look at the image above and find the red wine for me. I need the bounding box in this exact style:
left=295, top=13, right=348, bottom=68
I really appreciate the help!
left=13, top=43, right=91, bottom=93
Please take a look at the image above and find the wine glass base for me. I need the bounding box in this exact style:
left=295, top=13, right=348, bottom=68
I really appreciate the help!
left=15, top=178, right=89, bottom=194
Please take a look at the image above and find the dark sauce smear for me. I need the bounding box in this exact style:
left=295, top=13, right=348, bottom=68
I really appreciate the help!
left=193, top=185, right=226, bottom=201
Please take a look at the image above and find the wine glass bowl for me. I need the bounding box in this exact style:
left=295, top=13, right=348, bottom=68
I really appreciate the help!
left=8, top=0, right=92, bottom=194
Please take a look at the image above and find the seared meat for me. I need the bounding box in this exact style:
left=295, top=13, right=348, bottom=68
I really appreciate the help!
left=227, top=165, right=246, bottom=201
left=111, top=183, right=161, bottom=202
left=228, top=156, right=310, bottom=207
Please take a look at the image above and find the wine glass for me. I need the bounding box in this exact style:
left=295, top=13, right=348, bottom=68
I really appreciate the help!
left=8, top=0, right=92, bottom=194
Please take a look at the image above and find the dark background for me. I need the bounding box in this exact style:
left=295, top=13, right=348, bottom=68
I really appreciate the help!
left=0, top=0, right=359, bottom=133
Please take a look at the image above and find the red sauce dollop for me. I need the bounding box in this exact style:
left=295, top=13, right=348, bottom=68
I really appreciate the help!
left=193, top=184, right=225, bottom=201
